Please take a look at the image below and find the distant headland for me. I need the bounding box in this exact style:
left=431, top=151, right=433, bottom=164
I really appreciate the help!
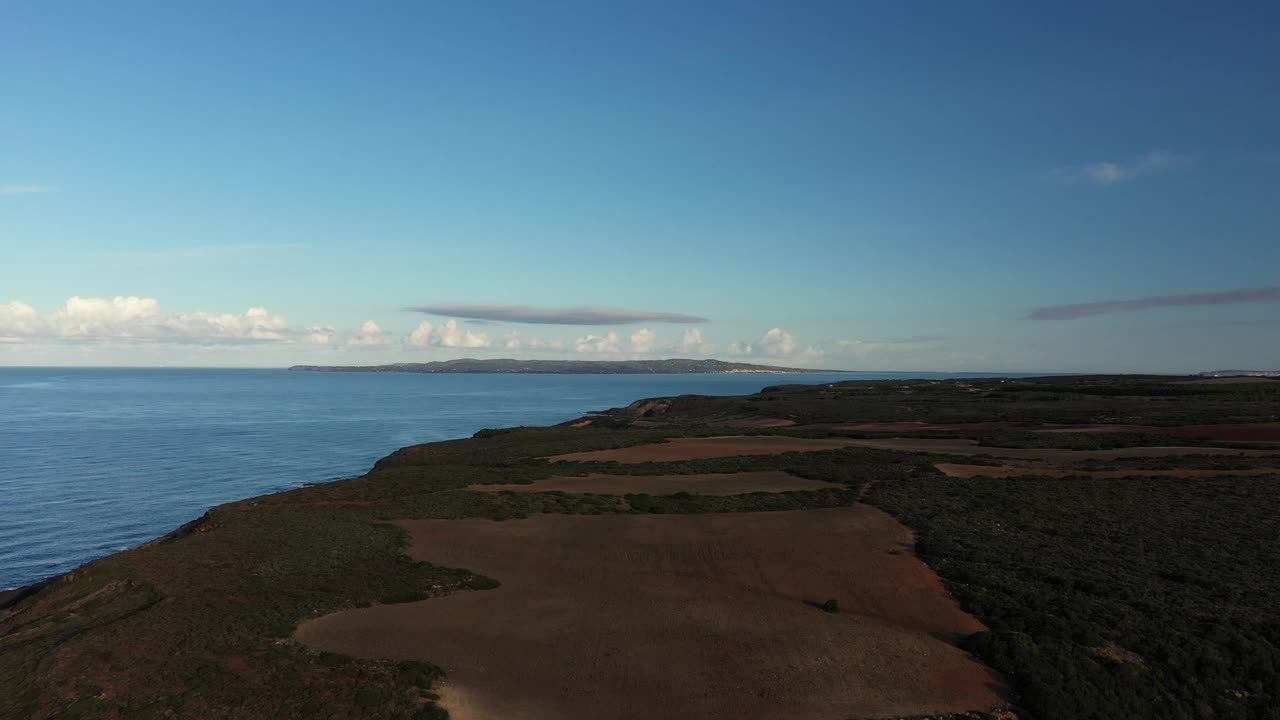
left=288, top=358, right=838, bottom=374
left=1199, top=370, right=1280, bottom=378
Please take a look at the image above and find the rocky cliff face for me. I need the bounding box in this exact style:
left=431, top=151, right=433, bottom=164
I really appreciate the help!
left=616, top=398, right=674, bottom=417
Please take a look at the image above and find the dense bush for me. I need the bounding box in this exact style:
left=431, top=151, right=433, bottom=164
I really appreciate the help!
left=870, top=474, right=1280, bottom=720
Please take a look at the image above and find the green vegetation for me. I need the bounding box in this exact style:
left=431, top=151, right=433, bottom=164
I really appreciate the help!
left=673, top=375, right=1280, bottom=426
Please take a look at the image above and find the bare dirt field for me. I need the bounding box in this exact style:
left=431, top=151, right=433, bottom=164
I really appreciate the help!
left=296, top=508, right=1007, bottom=720
left=934, top=463, right=1280, bottom=479
left=836, top=437, right=1280, bottom=460
left=546, top=435, right=863, bottom=463
left=469, top=470, right=841, bottom=495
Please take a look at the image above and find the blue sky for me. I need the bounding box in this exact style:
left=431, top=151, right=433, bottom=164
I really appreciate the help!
left=3, top=2, right=1278, bottom=371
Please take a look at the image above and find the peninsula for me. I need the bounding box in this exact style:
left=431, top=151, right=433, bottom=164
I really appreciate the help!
left=5, top=375, right=1280, bottom=720
left=288, top=358, right=835, bottom=374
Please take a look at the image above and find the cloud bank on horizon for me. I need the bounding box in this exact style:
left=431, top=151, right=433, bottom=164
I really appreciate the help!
left=1031, top=285, right=1280, bottom=320
left=4, top=287, right=1277, bottom=371
left=0, top=296, right=331, bottom=345
left=0, top=295, right=976, bottom=369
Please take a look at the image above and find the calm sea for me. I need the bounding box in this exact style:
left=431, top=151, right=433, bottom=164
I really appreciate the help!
left=0, top=367, right=1029, bottom=590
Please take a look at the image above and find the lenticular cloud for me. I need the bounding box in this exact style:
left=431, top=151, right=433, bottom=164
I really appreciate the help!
left=408, top=304, right=706, bottom=326
left=1030, top=286, right=1280, bottom=320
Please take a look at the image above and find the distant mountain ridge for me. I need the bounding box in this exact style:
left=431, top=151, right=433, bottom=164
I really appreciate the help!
left=288, top=358, right=836, bottom=374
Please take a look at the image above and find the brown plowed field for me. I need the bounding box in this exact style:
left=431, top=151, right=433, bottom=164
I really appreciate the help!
left=836, top=437, right=1279, bottom=460
left=935, top=463, right=1280, bottom=479
left=546, top=436, right=861, bottom=463
left=296, top=508, right=1007, bottom=720
left=469, top=470, right=841, bottom=495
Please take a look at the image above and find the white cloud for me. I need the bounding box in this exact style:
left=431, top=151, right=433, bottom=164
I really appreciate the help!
left=0, top=296, right=297, bottom=344
left=726, top=327, right=822, bottom=363
left=347, top=320, right=389, bottom=348
left=408, top=320, right=492, bottom=349
left=835, top=336, right=944, bottom=358
left=629, top=328, right=656, bottom=353
left=831, top=336, right=951, bottom=369
left=502, top=332, right=564, bottom=352
left=0, top=185, right=54, bottom=196
left=0, top=301, right=41, bottom=336
left=676, top=328, right=713, bottom=356
left=409, top=322, right=435, bottom=348
left=759, top=327, right=798, bottom=357
left=439, top=320, right=492, bottom=348
left=574, top=332, right=622, bottom=354
left=836, top=339, right=891, bottom=356
left=301, top=327, right=337, bottom=345
left=1051, top=149, right=1190, bottom=186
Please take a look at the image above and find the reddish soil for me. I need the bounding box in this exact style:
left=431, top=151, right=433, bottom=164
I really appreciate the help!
left=469, top=470, right=841, bottom=495
left=547, top=436, right=863, bottom=463
left=296, top=508, right=1007, bottom=720
left=934, top=463, right=1280, bottom=479
left=835, top=437, right=1279, bottom=460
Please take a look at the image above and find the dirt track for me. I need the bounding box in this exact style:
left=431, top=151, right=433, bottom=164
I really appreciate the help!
left=547, top=436, right=861, bottom=463
left=469, top=470, right=841, bottom=495
left=823, top=421, right=1280, bottom=444
left=836, top=422, right=1019, bottom=433
left=296, top=508, right=1007, bottom=720
left=836, top=437, right=1280, bottom=460
left=1032, top=422, right=1280, bottom=443
left=935, top=463, right=1280, bottom=479
left=725, top=417, right=797, bottom=428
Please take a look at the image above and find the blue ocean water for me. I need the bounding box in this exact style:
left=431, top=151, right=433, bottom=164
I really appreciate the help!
left=0, top=368, right=1028, bottom=590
